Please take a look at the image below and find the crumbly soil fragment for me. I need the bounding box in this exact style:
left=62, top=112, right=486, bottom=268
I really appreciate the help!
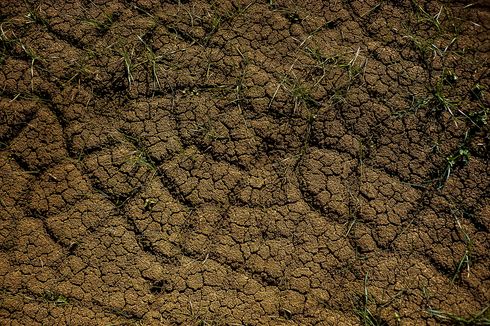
left=1, top=0, right=489, bottom=325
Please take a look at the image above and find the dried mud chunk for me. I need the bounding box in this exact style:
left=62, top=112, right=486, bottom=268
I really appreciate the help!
left=197, top=107, right=258, bottom=167
left=280, top=290, right=305, bottom=315
left=372, top=112, right=468, bottom=183
left=0, top=1, right=28, bottom=15
left=0, top=155, right=33, bottom=249
left=7, top=301, right=136, bottom=326
left=212, top=208, right=295, bottom=276
left=0, top=154, right=33, bottom=205
left=40, top=0, right=126, bottom=46
left=0, top=204, right=22, bottom=251
left=359, top=167, right=421, bottom=248
left=340, top=91, right=391, bottom=138
left=0, top=99, right=38, bottom=144
left=0, top=58, right=39, bottom=94
left=237, top=165, right=302, bottom=207
left=418, top=209, right=470, bottom=276
left=19, top=30, right=82, bottom=81
left=474, top=201, right=490, bottom=232
left=401, top=198, right=490, bottom=298
left=120, top=100, right=183, bottom=162
left=71, top=218, right=155, bottom=312
left=162, top=146, right=242, bottom=205
left=352, top=223, right=377, bottom=253
left=29, top=163, right=91, bottom=215
left=299, top=148, right=357, bottom=217
left=216, top=205, right=349, bottom=281
left=83, top=144, right=154, bottom=198
left=440, top=157, right=490, bottom=208
left=0, top=0, right=487, bottom=324
left=67, top=114, right=116, bottom=154
left=255, top=287, right=280, bottom=314
left=310, top=106, right=361, bottom=156
left=124, top=178, right=191, bottom=257
left=9, top=108, right=67, bottom=170
left=46, top=197, right=114, bottom=247
left=150, top=258, right=278, bottom=324
left=5, top=217, right=63, bottom=293
left=359, top=254, right=488, bottom=324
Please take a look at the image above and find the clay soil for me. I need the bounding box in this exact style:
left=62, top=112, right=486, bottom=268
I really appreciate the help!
left=1, top=0, right=489, bottom=325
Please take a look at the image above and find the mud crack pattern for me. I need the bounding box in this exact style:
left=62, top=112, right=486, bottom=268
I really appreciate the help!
left=1, top=0, right=489, bottom=325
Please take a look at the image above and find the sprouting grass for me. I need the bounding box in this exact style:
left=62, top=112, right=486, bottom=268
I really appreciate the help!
left=64, top=49, right=100, bottom=85
left=428, top=306, right=490, bottom=325
left=403, top=29, right=458, bottom=64
left=25, top=6, right=50, bottom=27
left=304, top=47, right=365, bottom=87
left=452, top=241, right=471, bottom=283
left=267, top=73, right=322, bottom=170
left=305, top=47, right=339, bottom=65
left=207, top=14, right=222, bottom=35
left=392, top=94, right=430, bottom=117
left=439, top=146, right=469, bottom=189
left=403, top=1, right=461, bottom=68
left=268, top=72, right=318, bottom=116
left=287, top=80, right=319, bottom=160
left=225, top=46, right=252, bottom=118
left=411, top=0, right=445, bottom=32
left=404, top=33, right=432, bottom=61
left=289, top=82, right=320, bottom=114
left=137, top=35, right=164, bottom=90
left=200, top=2, right=253, bottom=45
left=445, top=147, right=469, bottom=180
left=430, top=68, right=460, bottom=117
left=355, top=273, right=386, bottom=326
left=42, top=291, right=69, bottom=305
left=117, top=129, right=157, bottom=172
left=442, top=68, right=458, bottom=84
left=360, top=2, right=384, bottom=19
left=20, top=43, right=43, bottom=91
left=0, top=19, right=43, bottom=78
left=118, top=48, right=135, bottom=90
left=470, top=83, right=486, bottom=101
left=65, top=59, right=94, bottom=85
left=394, top=67, right=473, bottom=124
left=401, top=69, right=459, bottom=120
left=467, top=104, right=488, bottom=128
left=451, top=215, right=473, bottom=283
left=129, top=149, right=157, bottom=172
left=461, top=83, right=489, bottom=128
left=304, top=47, right=339, bottom=86
left=82, top=13, right=114, bottom=33
left=432, top=83, right=455, bottom=116
left=338, top=47, right=365, bottom=82
left=0, top=23, right=13, bottom=65
left=0, top=20, right=15, bottom=42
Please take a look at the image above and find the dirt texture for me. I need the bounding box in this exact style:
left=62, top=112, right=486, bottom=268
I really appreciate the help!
left=1, top=0, right=489, bottom=325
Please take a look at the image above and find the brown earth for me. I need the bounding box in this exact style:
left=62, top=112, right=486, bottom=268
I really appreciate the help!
left=1, top=0, right=489, bottom=325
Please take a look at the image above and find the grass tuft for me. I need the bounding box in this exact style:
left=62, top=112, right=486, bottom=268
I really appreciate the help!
left=82, top=13, right=114, bottom=34
left=355, top=273, right=387, bottom=326
left=42, top=291, right=69, bottom=305
left=439, top=146, right=469, bottom=189
left=117, top=47, right=135, bottom=90
left=451, top=214, right=473, bottom=283
left=411, top=0, right=444, bottom=32
left=428, top=306, right=490, bottom=325
left=137, top=35, right=164, bottom=91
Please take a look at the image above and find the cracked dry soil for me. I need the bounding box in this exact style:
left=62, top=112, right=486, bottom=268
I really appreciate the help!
left=1, top=0, right=489, bottom=325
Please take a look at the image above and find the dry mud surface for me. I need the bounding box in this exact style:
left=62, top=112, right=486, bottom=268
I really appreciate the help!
left=1, top=0, right=489, bottom=325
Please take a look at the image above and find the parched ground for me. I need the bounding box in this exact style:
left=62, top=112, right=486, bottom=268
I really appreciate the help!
left=0, top=0, right=489, bottom=325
